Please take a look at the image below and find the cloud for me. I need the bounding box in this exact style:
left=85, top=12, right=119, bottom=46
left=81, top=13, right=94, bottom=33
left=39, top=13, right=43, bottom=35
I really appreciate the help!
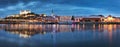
left=0, top=1, right=40, bottom=11
left=33, top=4, right=112, bottom=16
left=0, top=0, right=120, bottom=17
left=0, top=1, right=40, bottom=17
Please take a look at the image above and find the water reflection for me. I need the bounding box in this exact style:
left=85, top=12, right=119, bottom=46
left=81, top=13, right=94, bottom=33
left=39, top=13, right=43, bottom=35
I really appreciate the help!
left=0, top=24, right=75, bottom=38
left=0, top=24, right=117, bottom=38
left=0, top=24, right=120, bottom=47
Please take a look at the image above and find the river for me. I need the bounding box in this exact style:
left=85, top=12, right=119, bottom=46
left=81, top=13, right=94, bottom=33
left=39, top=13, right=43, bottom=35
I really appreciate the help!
left=0, top=24, right=119, bottom=47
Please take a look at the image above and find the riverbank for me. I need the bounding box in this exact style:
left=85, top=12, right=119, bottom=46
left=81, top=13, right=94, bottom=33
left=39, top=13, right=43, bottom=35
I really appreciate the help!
left=0, top=21, right=120, bottom=25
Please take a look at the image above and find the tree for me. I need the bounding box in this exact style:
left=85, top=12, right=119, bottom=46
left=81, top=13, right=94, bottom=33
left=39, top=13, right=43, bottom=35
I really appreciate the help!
left=71, top=16, right=75, bottom=20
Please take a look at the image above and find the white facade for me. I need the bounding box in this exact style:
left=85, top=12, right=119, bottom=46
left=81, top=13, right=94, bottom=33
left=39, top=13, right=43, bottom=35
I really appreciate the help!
left=20, top=10, right=31, bottom=15
left=59, top=16, right=72, bottom=22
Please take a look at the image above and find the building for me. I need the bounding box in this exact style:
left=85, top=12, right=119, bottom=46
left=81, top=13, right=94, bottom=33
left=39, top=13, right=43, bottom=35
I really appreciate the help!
left=59, top=16, right=72, bottom=22
left=40, top=14, right=47, bottom=17
left=74, top=16, right=82, bottom=22
left=20, top=10, right=32, bottom=15
left=74, top=15, right=104, bottom=22
left=82, top=18, right=101, bottom=22
left=104, top=15, right=120, bottom=22
left=41, top=16, right=59, bottom=23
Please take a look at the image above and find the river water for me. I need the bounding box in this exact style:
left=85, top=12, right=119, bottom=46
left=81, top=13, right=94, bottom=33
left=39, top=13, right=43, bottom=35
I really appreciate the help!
left=0, top=24, right=120, bottom=47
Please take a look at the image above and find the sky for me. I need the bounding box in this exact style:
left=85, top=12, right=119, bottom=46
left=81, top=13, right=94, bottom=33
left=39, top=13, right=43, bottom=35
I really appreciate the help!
left=0, top=0, right=120, bottom=18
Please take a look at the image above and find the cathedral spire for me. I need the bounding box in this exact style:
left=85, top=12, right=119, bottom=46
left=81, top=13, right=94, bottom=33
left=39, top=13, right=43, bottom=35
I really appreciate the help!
left=51, top=9, right=54, bottom=16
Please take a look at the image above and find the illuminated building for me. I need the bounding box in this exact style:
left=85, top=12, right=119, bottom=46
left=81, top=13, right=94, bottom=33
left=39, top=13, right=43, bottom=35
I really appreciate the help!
left=40, top=14, right=47, bottom=17
left=74, top=15, right=104, bottom=22
left=42, top=16, right=59, bottom=23
left=59, top=16, right=72, bottom=22
left=20, top=10, right=32, bottom=15
left=104, top=15, right=120, bottom=22
left=4, top=10, right=120, bottom=23
left=74, top=16, right=83, bottom=22
left=82, top=18, right=101, bottom=22
left=104, top=15, right=114, bottom=22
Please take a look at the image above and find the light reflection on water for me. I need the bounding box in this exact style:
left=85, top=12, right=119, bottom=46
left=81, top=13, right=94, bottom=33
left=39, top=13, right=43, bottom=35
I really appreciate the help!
left=0, top=24, right=120, bottom=47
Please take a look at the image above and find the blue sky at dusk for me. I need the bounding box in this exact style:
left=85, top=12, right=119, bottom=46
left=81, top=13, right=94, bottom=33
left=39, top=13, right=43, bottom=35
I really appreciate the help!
left=0, top=0, right=120, bottom=18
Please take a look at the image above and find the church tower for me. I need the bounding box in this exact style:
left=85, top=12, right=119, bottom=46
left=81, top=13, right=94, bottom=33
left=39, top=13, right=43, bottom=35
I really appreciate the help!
left=51, top=9, right=55, bottom=18
left=51, top=9, right=54, bottom=16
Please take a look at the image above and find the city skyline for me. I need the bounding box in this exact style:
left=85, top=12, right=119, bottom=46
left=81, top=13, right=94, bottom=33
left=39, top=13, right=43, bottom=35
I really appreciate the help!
left=0, top=0, right=120, bottom=18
